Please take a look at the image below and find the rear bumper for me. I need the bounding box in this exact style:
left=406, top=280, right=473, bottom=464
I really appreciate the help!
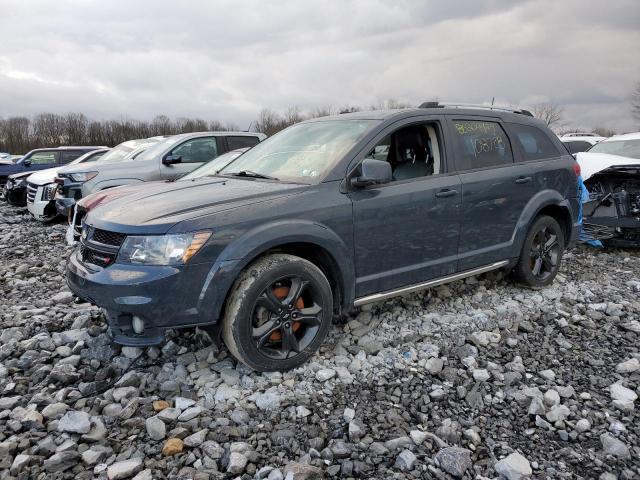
left=66, top=249, right=230, bottom=345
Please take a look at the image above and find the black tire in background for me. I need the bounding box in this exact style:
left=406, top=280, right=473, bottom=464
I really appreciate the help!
left=513, top=215, right=565, bottom=287
left=222, top=254, right=333, bottom=372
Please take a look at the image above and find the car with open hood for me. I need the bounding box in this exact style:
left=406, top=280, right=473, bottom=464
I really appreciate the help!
left=67, top=103, right=580, bottom=371
left=577, top=132, right=640, bottom=246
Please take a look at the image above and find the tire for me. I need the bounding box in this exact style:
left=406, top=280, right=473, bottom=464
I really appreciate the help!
left=222, top=254, right=333, bottom=372
left=513, top=215, right=565, bottom=287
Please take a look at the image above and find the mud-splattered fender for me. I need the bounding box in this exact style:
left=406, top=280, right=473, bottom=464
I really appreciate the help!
left=511, top=189, right=578, bottom=257
left=196, top=219, right=354, bottom=323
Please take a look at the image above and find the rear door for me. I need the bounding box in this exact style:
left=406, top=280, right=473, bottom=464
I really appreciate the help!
left=28, top=150, right=60, bottom=171
left=447, top=116, right=533, bottom=270
left=160, top=136, right=220, bottom=180
left=60, top=150, right=87, bottom=165
left=349, top=116, right=462, bottom=297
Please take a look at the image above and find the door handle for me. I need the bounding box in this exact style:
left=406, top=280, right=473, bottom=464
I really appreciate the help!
left=435, top=189, right=458, bottom=198
left=515, top=176, right=532, bottom=184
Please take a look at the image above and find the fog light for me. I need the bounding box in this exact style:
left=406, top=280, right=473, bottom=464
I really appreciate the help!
left=132, top=316, right=145, bottom=334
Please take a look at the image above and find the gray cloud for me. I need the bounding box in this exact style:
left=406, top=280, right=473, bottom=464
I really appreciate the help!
left=0, top=0, right=638, bottom=132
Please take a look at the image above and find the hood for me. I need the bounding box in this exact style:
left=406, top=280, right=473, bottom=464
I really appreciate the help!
left=26, top=166, right=61, bottom=185
left=576, top=152, right=640, bottom=181
left=78, top=181, right=164, bottom=210
left=8, top=171, right=31, bottom=181
left=57, top=159, right=140, bottom=175
left=87, top=177, right=304, bottom=234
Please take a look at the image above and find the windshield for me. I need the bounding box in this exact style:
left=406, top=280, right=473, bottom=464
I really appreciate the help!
left=588, top=139, right=640, bottom=159
left=134, top=136, right=180, bottom=162
left=179, top=150, right=245, bottom=181
left=95, top=143, right=137, bottom=164
left=218, top=120, right=378, bottom=183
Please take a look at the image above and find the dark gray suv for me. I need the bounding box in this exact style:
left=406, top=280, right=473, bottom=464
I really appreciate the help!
left=66, top=103, right=580, bottom=371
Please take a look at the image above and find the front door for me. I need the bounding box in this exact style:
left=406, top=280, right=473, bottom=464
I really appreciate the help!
left=348, top=119, right=462, bottom=297
left=160, top=136, right=220, bottom=180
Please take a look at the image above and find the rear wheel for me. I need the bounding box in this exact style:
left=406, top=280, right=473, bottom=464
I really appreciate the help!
left=513, top=215, right=564, bottom=287
left=222, top=254, right=333, bottom=371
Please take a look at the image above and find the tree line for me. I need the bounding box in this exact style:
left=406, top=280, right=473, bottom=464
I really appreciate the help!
left=2, top=93, right=633, bottom=154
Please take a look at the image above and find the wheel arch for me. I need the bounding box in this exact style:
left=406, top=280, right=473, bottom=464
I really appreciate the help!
left=198, top=220, right=355, bottom=328
left=513, top=190, right=576, bottom=255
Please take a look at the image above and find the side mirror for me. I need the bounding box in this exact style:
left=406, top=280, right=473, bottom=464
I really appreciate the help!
left=162, top=154, right=182, bottom=166
left=23, top=158, right=32, bottom=167
left=350, top=158, right=392, bottom=188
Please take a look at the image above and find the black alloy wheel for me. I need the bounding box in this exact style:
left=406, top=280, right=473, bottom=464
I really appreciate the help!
left=222, top=254, right=333, bottom=371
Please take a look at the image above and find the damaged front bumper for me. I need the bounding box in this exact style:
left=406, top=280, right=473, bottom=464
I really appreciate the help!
left=582, top=166, right=640, bottom=246
left=66, top=247, right=231, bottom=345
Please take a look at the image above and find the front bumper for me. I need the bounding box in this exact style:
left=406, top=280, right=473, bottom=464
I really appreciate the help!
left=66, top=248, right=228, bottom=345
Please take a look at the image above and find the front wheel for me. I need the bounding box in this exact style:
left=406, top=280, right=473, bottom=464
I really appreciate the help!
left=222, top=254, right=333, bottom=372
left=513, top=215, right=565, bottom=287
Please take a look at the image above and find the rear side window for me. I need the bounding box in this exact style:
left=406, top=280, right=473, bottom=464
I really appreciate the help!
left=227, top=136, right=260, bottom=150
left=60, top=150, right=86, bottom=164
left=171, top=137, right=218, bottom=163
left=450, top=120, right=513, bottom=170
left=564, top=140, right=592, bottom=154
left=28, top=151, right=59, bottom=165
left=507, top=123, right=561, bottom=161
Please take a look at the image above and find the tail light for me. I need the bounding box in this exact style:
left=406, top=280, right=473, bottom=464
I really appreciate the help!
left=572, top=161, right=581, bottom=177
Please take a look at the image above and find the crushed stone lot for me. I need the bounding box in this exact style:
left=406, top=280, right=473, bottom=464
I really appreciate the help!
left=0, top=202, right=639, bottom=480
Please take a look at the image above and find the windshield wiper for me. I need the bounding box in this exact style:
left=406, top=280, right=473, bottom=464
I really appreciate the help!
left=224, top=170, right=279, bottom=180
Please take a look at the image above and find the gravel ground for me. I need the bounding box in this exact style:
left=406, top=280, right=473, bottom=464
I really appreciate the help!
left=0, top=202, right=639, bottom=480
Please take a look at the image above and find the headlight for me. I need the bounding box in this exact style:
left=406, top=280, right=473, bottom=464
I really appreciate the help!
left=69, top=171, right=98, bottom=182
left=117, top=231, right=212, bottom=265
left=43, top=184, right=57, bottom=200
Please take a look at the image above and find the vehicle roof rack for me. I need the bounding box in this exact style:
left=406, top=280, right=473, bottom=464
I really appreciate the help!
left=418, top=101, right=533, bottom=117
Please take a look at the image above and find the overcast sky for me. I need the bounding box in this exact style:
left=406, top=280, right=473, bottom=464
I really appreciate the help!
left=1, top=0, right=639, bottom=132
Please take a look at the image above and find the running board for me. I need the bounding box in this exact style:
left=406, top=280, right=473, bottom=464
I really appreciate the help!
left=353, top=260, right=510, bottom=307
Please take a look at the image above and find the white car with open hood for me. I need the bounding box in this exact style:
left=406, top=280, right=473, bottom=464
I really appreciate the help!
left=577, top=132, right=640, bottom=246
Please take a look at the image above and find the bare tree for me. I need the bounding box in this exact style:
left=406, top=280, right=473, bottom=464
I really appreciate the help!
left=632, top=81, right=640, bottom=122
left=33, top=113, right=65, bottom=146
left=64, top=113, right=88, bottom=145
left=591, top=126, right=616, bottom=137
left=0, top=117, right=31, bottom=153
left=255, top=108, right=284, bottom=136
left=532, top=102, right=564, bottom=129
left=151, top=115, right=174, bottom=135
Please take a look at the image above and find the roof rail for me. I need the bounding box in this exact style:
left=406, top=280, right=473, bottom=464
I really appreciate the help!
left=418, top=101, right=533, bottom=117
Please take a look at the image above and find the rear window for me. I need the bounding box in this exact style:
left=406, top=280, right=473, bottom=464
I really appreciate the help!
left=564, top=140, right=592, bottom=154
left=450, top=120, right=513, bottom=170
left=227, top=136, right=260, bottom=150
left=507, top=123, right=561, bottom=161
left=61, top=150, right=86, bottom=164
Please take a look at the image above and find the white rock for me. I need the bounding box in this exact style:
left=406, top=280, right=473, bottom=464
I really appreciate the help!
left=472, top=369, right=490, bottom=382
left=177, top=406, right=202, bottom=421
left=107, top=458, right=143, bottom=480
left=543, top=389, right=560, bottom=407
left=539, top=369, right=555, bottom=381
left=343, top=407, right=355, bottom=422
left=609, top=383, right=637, bottom=411
left=545, top=404, right=570, bottom=423
left=494, top=452, right=532, bottom=480
left=145, top=416, right=165, bottom=440
left=615, top=358, right=640, bottom=374
left=255, top=390, right=281, bottom=410
left=394, top=449, right=417, bottom=470
left=425, top=357, right=444, bottom=374
left=174, top=397, right=196, bottom=411
left=600, top=433, right=630, bottom=458
left=226, top=452, right=248, bottom=474
left=295, top=406, right=311, bottom=418
left=316, top=368, right=336, bottom=382
left=409, top=430, right=428, bottom=445
left=574, top=419, right=591, bottom=433
left=58, top=410, right=91, bottom=434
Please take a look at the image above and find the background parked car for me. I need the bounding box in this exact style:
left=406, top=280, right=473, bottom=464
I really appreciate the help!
left=0, top=146, right=106, bottom=190
left=66, top=148, right=248, bottom=241
left=26, top=148, right=108, bottom=222
left=55, top=132, right=265, bottom=217
left=578, top=132, right=640, bottom=246
left=54, top=136, right=168, bottom=217
left=559, top=134, right=607, bottom=154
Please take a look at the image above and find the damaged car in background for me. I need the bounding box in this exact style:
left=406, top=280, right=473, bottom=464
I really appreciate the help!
left=578, top=132, right=640, bottom=246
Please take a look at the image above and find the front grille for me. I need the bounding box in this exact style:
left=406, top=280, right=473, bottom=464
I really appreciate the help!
left=26, top=183, right=37, bottom=204
left=80, top=244, right=116, bottom=268
left=90, top=228, right=126, bottom=247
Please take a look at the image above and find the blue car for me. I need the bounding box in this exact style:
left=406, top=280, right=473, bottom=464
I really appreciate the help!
left=0, top=146, right=106, bottom=189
